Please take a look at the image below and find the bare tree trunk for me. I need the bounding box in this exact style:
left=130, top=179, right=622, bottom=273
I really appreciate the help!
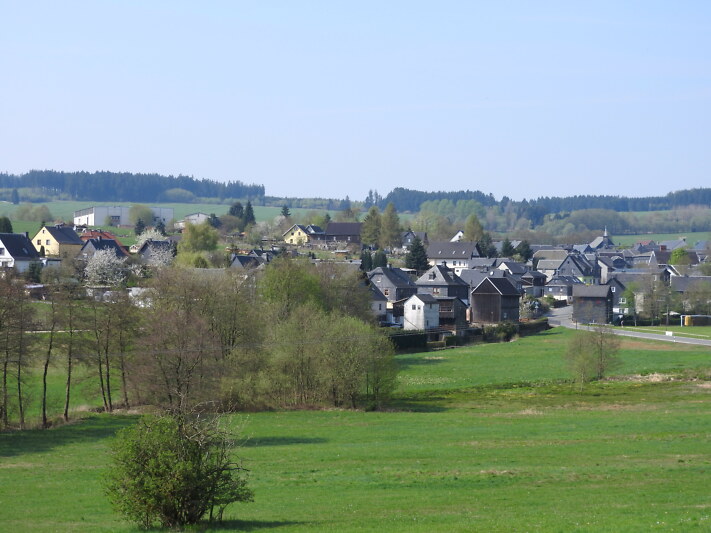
left=63, top=347, right=72, bottom=422
left=103, top=325, right=113, bottom=412
left=42, top=298, right=57, bottom=429
left=1, top=353, right=8, bottom=428
left=63, top=310, right=76, bottom=422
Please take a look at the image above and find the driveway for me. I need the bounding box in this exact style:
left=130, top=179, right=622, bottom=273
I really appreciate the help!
left=546, top=305, right=711, bottom=348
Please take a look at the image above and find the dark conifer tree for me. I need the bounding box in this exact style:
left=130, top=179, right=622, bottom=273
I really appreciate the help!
left=515, top=240, right=533, bottom=262
left=244, top=201, right=256, bottom=226
left=0, top=216, right=12, bottom=233
left=360, top=250, right=373, bottom=271
left=134, top=218, right=146, bottom=236
left=501, top=238, right=515, bottom=258
left=229, top=202, right=244, bottom=219
left=405, top=237, right=428, bottom=272
left=372, top=249, right=387, bottom=268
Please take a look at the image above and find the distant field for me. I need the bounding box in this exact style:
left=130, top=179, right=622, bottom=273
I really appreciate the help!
left=614, top=231, right=710, bottom=247
left=2, top=327, right=711, bottom=531
left=0, top=200, right=336, bottom=225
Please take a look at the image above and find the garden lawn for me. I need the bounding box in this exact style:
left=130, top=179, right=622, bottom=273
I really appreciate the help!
left=1, top=328, right=710, bottom=531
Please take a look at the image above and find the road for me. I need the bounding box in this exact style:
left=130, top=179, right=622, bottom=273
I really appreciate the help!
left=547, top=305, right=711, bottom=348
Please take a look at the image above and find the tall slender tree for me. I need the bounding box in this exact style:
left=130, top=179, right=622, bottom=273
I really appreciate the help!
left=360, top=206, right=381, bottom=248
left=379, top=203, right=401, bottom=250
left=244, top=201, right=256, bottom=226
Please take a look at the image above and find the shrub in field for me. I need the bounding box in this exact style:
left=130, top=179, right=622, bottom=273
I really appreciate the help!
left=565, top=325, right=621, bottom=388
left=483, top=322, right=518, bottom=342
left=104, top=414, right=252, bottom=529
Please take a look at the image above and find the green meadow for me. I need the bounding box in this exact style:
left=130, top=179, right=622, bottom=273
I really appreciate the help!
left=613, top=231, right=710, bottom=247
left=0, top=200, right=335, bottom=226
left=1, top=328, right=711, bottom=531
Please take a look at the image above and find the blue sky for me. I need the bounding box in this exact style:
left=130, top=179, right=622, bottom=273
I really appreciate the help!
left=1, top=1, right=709, bottom=202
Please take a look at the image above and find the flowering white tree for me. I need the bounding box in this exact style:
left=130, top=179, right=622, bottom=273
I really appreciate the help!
left=85, top=249, right=127, bottom=286
left=145, top=244, right=175, bottom=269
left=135, top=228, right=165, bottom=249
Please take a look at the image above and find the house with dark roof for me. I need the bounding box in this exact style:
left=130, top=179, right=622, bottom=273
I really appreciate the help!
left=137, top=240, right=174, bottom=265
left=545, top=274, right=584, bottom=303
left=435, top=296, right=469, bottom=332
left=31, top=224, right=84, bottom=258
left=369, top=283, right=388, bottom=320
left=282, top=224, right=310, bottom=245
left=557, top=254, right=600, bottom=284
left=497, top=260, right=528, bottom=276
left=229, top=254, right=263, bottom=270
left=426, top=241, right=482, bottom=272
left=415, top=265, right=469, bottom=301
left=367, top=266, right=417, bottom=303
left=79, top=237, right=129, bottom=260
left=80, top=229, right=129, bottom=255
left=605, top=277, right=629, bottom=316
left=469, top=277, right=521, bottom=324
left=0, top=233, right=41, bottom=273
left=401, top=229, right=428, bottom=250
left=521, top=270, right=547, bottom=297
left=318, top=222, right=363, bottom=245
left=572, top=285, right=613, bottom=324
left=589, top=228, right=615, bottom=250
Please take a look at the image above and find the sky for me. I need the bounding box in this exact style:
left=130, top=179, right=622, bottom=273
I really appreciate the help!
left=1, top=1, right=709, bottom=202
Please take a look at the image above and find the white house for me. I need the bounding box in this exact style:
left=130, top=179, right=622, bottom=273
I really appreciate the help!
left=0, top=233, right=41, bottom=273
left=174, top=212, right=210, bottom=230
left=403, top=293, right=440, bottom=331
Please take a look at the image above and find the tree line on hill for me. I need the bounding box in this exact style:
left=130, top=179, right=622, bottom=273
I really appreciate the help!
left=379, top=187, right=711, bottom=216
left=0, top=170, right=264, bottom=203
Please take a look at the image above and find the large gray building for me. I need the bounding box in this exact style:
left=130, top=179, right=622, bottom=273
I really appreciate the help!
left=73, top=206, right=174, bottom=227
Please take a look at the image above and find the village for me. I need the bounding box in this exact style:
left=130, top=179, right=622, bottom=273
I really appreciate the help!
left=1, top=203, right=709, bottom=338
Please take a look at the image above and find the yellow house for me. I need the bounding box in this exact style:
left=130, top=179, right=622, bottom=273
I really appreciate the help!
left=32, top=224, right=84, bottom=258
left=282, top=224, right=309, bottom=245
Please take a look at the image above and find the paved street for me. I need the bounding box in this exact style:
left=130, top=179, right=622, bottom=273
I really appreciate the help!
left=547, top=305, right=711, bottom=348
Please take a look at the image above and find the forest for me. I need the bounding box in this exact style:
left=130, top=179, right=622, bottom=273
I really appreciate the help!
left=0, top=170, right=264, bottom=203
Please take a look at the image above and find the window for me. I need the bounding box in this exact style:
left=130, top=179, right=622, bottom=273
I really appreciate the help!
left=619, top=297, right=627, bottom=304
left=432, top=288, right=440, bottom=295
left=383, top=289, right=389, bottom=296
left=46, top=239, right=50, bottom=245
left=0, top=247, right=4, bottom=255
left=37, top=240, right=41, bottom=245
left=611, top=286, right=615, bottom=292
left=412, top=305, right=417, bottom=310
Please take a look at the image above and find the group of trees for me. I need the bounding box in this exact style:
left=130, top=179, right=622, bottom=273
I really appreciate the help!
left=360, top=203, right=402, bottom=250
left=0, top=258, right=398, bottom=431
left=221, top=201, right=256, bottom=234
left=10, top=203, right=54, bottom=223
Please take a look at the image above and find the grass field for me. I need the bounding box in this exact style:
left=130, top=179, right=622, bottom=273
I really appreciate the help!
left=1, top=328, right=711, bottom=531
left=613, top=231, right=710, bottom=247
left=0, top=200, right=336, bottom=226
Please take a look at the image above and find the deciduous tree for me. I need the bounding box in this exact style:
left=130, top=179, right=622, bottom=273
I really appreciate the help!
left=105, top=413, right=252, bottom=528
